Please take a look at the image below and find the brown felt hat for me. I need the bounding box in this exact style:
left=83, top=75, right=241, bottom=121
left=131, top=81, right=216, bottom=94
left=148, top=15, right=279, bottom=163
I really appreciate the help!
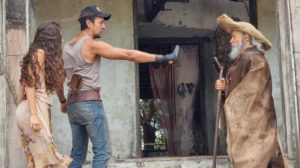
left=217, top=14, right=272, bottom=50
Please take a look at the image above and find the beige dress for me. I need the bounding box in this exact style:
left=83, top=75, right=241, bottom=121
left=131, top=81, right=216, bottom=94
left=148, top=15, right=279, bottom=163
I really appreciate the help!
left=16, top=82, right=72, bottom=168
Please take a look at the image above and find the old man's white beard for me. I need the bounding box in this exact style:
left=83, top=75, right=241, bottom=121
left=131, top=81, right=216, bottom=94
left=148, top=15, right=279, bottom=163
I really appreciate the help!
left=229, top=42, right=243, bottom=60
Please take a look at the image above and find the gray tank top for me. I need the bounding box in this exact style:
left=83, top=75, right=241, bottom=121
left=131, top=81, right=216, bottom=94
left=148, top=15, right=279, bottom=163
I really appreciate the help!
left=63, top=35, right=101, bottom=91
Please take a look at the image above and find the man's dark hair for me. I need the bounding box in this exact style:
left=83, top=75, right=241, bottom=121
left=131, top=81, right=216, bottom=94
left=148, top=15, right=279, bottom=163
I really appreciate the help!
left=80, top=17, right=96, bottom=31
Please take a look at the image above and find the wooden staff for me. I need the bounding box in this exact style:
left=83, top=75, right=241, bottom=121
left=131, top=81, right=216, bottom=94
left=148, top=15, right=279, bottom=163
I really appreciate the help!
left=213, top=57, right=224, bottom=168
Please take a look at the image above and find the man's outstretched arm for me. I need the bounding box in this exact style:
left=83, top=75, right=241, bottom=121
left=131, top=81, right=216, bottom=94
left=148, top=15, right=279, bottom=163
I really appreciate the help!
left=88, top=40, right=178, bottom=63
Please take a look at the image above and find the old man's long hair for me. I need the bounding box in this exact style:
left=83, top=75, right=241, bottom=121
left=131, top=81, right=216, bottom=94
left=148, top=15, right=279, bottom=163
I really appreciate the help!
left=20, top=21, right=65, bottom=93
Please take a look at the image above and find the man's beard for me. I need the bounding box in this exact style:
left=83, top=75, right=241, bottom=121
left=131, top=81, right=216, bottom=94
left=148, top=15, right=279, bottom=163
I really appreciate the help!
left=229, top=42, right=243, bottom=60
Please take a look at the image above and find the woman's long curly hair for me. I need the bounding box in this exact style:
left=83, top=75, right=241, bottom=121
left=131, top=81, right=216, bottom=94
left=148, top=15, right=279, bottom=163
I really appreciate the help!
left=20, top=21, right=65, bottom=93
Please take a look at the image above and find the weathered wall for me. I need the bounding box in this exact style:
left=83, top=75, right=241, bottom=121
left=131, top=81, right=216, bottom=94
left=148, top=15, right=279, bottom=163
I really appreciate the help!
left=138, top=0, right=249, bottom=38
left=277, top=0, right=300, bottom=166
left=174, top=45, right=199, bottom=155
left=290, top=0, right=300, bottom=136
left=5, top=0, right=30, bottom=167
left=0, top=0, right=6, bottom=167
left=35, top=0, right=137, bottom=165
left=6, top=29, right=26, bottom=168
left=154, top=0, right=248, bottom=30
left=257, top=0, right=286, bottom=151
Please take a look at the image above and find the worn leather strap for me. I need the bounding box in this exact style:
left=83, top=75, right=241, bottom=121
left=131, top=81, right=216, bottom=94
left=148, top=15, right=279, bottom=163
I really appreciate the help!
left=67, top=90, right=101, bottom=104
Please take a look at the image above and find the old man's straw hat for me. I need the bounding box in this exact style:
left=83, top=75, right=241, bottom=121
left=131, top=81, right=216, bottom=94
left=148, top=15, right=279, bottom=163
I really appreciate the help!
left=217, top=14, right=272, bottom=50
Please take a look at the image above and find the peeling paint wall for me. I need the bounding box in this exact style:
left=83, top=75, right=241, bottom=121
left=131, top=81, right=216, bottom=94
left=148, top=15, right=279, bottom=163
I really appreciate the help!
left=174, top=45, right=200, bottom=155
left=289, top=0, right=300, bottom=117
left=35, top=0, right=137, bottom=165
left=138, top=0, right=249, bottom=38
left=274, top=0, right=300, bottom=165
left=257, top=0, right=286, bottom=152
left=153, top=0, right=249, bottom=30
left=5, top=0, right=29, bottom=167
left=6, top=29, right=27, bottom=168
left=0, top=0, right=6, bottom=167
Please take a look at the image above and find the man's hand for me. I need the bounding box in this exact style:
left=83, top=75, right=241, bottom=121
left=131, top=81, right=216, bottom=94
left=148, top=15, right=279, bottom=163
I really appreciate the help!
left=61, top=101, right=67, bottom=114
left=167, top=45, right=180, bottom=64
left=215, top=78, right=225, bottom=90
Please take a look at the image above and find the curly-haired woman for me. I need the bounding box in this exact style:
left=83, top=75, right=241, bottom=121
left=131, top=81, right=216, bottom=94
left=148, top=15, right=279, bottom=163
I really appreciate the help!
left=15, top=21, right=72, bottom=168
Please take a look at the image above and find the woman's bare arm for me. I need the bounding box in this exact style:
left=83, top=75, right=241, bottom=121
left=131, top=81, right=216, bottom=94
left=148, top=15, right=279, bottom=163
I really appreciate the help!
left=18, top=84, right=26, bottom=103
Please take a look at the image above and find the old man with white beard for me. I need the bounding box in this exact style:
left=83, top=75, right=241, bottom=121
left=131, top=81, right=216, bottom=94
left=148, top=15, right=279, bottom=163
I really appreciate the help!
left=215, top=14, right=287, bottom=168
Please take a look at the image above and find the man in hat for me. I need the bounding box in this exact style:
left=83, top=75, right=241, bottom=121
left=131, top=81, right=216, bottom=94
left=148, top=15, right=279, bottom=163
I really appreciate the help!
left=55, top=5, right=179, bottom=168
left=215, top=14, right=286, bottom=168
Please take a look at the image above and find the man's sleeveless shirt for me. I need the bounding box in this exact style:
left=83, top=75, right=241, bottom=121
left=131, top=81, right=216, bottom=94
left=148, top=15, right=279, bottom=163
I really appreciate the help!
left=63, top=35, right=101, bottom=91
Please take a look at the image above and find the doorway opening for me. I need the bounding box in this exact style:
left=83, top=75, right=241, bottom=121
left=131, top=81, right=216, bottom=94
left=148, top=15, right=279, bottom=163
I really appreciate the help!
left=138, top=38, right=214, bottom=157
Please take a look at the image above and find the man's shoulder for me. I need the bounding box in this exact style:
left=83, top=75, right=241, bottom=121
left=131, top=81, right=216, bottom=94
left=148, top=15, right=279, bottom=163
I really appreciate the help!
left=240, top=48, right=269, bottom=70
left=242, top=48, right=265, bottom=61
left=87, top=39, right=111, bottom=51
left=83, top=38, right=96, bottom=46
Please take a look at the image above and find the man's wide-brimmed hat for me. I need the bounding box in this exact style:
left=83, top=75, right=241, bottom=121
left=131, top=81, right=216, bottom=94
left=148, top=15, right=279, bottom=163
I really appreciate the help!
left=217, top=14, right=272, bottom=50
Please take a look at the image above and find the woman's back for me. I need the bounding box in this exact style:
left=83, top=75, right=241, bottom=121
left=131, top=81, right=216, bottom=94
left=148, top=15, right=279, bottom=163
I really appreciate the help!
left=15, top=21, right=72, bottom=168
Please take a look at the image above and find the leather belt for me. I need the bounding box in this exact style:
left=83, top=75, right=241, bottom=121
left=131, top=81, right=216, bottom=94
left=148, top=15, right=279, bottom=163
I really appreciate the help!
left=67, top=90, right=101, bottom=104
